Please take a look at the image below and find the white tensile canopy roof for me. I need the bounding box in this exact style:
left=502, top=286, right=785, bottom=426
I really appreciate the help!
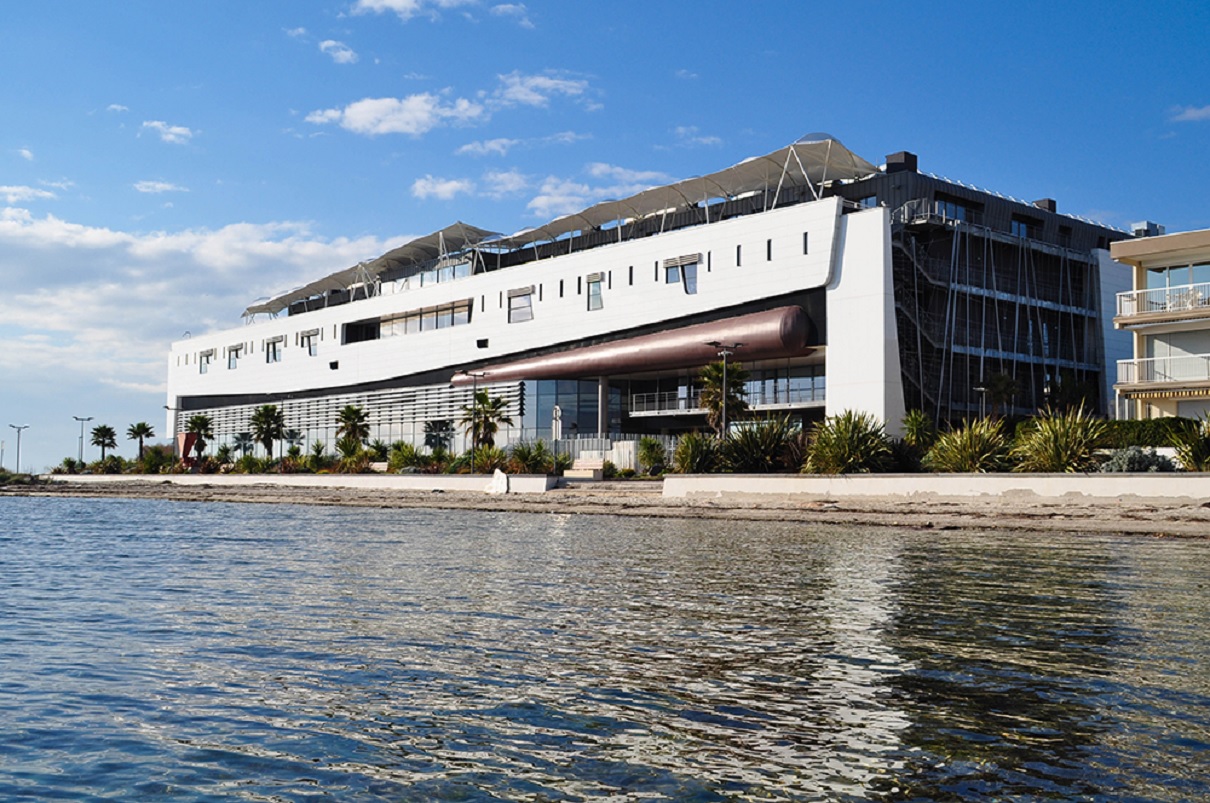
left=243, top=222, right=498, bottom=317
left=243, top=134, right=878, bottom=318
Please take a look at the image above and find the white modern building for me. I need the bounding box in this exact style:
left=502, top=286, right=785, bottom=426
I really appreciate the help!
left=1112, top=226, right=1210, bottom=419
left=166, top=135, right=1132, bottom=453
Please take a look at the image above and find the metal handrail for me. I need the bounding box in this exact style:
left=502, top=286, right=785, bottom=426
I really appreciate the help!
left=1118, top=354, right=1210, bottom=384
left=1117, top=282, right=1210, bottom=318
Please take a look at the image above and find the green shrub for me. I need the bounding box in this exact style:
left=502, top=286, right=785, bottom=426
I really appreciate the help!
left=1100, top=446, right=1175, bottom=473
left=1171, top=417, right=1210, bottom=471
left=637, top=436, right=667, bottom=474
left=673, top=432, right=720, bottom=474
left=368, top=439, right=390, bottom=461
left=804, top=410, right=892, bottom=474
left=1010, top=405, right=1107, bottom=473
left=618, top=468, right=637, bottom=479
left=388, top=442, right=433, bottom=472
left=552, top=452, right=573, bottom=476
left=722, top=416, right=798, bottom=473
left=925, top=418, right=1009, bottom=473
left=601, top=460, right=618, bottom=479
left=901, top=409, right=937, bottom=451
left=509, top=441, right=554, bottom=474
left=1098, top=417, right=1192, bottom=449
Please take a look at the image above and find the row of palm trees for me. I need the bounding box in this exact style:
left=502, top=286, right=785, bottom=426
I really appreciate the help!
left=179, top=392, right=513, bottom=467
left=82, top=422, right=156, bottom=461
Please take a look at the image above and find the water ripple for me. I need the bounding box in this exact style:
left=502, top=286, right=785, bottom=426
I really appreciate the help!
left=0, top=497, right=1207, bottom=801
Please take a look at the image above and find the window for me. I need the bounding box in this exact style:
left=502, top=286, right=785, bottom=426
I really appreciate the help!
left=587, top=274, right=603, bottom=310
left=508, top=287, right=534, bottom=323
left=664, top=255, right=700, bottom=294
left=682, top=262, right=698, bottom=295
left=300, top=331, right=318, bottom=357
left=265, top=339, right=282, bottom=364
left=935, top=197, right=967, bottom=221
left=857, top=195, right=878, bottom=208
left=1011, top=216, right=1041, bottom=239
left=198, top=350, right=213, bottom=374
left=227, top=345, right=243, bottom=370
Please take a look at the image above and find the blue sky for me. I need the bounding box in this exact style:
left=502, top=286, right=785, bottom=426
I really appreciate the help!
left=2, top=0, right=1208, bottom=471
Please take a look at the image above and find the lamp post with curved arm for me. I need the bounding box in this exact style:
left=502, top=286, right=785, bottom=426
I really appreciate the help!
left=73, top=415, right=93, bottom=464
left=9, top=424, right=29, bottom=475
left=705, top=341, right=744, bottom=438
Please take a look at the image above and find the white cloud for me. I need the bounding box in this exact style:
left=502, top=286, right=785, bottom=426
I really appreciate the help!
left=17, top=148, right=34, bottom=161
left=134, top=180, right=188, bottom=194
left=493, top=70, right=587, bottom=108
left=456, top=130, right=588, bottom=157
left=0, top=185, right=56, bottom=203
left=107, top=103, right=129, bottom=113
left=141, top=120, right=195, bottom=144
left=526, top=163, right=673, bottom=218
left=40, top=179, right=74, bottom=191
left=285, top=26, right=308, bottom=38
left=456, top=137, right=520, bottom=156
left=1171, top=104, right=1210, bottom=122
left=307, top=93, right=485, bottom=136
left=411, top=175, right=475, bottom=200
left=673, top=125, right=722, bottom=147
left=319, top=39, right=358, bottom=64
left=351, top=0, right=476, bottom=21
left=0, top=206, right=395, bottom=384
left=675, top=69, right=698, bottom=80
left=482, top=169, right=529, bottom=198
left=490, top=3, right=534, bottom=28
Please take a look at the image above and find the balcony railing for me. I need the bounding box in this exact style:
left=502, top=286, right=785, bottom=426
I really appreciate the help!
left=1118, top=354, right=1210, bottom=386
left=1117, top=282, right=1210, bottom=319
left=629, top=387, right=826, bottom=416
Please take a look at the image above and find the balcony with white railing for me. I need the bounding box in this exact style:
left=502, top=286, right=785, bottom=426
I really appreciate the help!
left=1116, top=282, right=1210, bottom=325
left=1117, top=354, right=1210, bottom=389
left=628, top=386, right=826, bottom=417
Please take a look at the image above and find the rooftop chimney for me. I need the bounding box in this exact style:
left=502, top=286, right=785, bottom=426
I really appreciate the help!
left=885, top=151, right=918, bottom=174
left=1032, top=198, right=1057, bottom=213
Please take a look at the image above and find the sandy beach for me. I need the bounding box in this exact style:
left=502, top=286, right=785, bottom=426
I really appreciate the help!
left=9, top=477, right=1210, bottom=538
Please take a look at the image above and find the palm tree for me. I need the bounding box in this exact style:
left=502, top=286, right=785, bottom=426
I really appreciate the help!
left=698, top=359, right=749, bottom=436
left=424, top=419, right=454, bottom=452
left=91, top=424, right=117, bottom=460
left=336, top=405, right=370, bottom=444
left=983, top=372, right=1019, bottom=418
left=232, top=432, right=255, bottom=458
left=249, top=404, right=286, bottom=458
left=126, top=421, right=155, bottom=461
left=459, top=391, right=514, bottom=450
left=283, top=429, right=304, bottom=456
left=186, top=414, right=214, bottom=462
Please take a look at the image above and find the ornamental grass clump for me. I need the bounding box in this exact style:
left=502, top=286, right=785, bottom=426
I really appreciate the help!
left=803, top=410, right=892, bottom=474
left=1170, top=416, right=1210, bottom=471
left=1010, top=405, right=1107, bottom=473
left=722, top=416, right=798, bottom=473
left=924, top=418, right=1009, bottom=473
left=672, top=432, right=720, bottom=474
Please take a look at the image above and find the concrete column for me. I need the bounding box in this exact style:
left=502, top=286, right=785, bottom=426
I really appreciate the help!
left=598, top=376, right=609, bottom=437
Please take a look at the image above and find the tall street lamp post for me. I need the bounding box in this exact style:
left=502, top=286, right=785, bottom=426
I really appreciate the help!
left=705, top=341, right=744, bottom=438
left=73, top=415, right=93, bottom=464
left=9, top=424, right=29, bottom=475
left=454, top=370, right=488, bottom=469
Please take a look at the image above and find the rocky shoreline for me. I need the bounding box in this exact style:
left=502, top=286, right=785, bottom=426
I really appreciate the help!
left=7, top=478, right=1210, bottom=538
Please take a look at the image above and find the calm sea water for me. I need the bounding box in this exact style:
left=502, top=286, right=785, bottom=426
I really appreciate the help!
left=1, top=496, right=1208, bottom=801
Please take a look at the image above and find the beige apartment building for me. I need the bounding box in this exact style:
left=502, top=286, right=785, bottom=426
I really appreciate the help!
left=1112, top=226, right=1210, bottom=419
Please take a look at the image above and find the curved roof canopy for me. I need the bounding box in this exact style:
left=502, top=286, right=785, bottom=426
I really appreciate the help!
left=244, top=135, right=877, bottom=318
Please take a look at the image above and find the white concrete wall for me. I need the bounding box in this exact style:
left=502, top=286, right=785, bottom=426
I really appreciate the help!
left=823, top=207, right=907, bottom=434
left=664, top=472, right=1210, bottom=501
left=51, top=473, right=559, bottom=493
left=168, top=198, right=844, bottom=408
